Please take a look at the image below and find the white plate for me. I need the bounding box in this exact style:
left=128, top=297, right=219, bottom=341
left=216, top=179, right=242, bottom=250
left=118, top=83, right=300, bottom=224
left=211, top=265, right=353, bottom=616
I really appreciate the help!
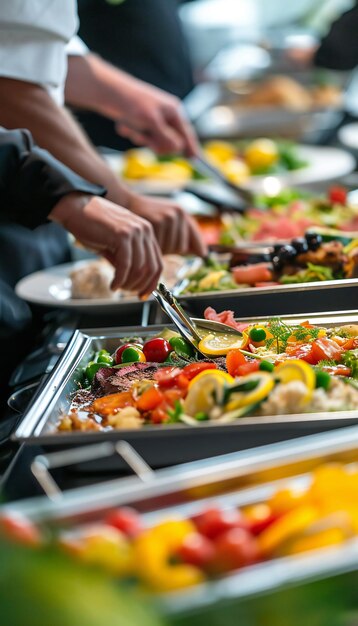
left=15, top=256, right=193, bottom=313
left=338, top=122, right=358, bottom=151
left=104, top=145, right=355, bottom=195
left=15, top=261, right=144, bottom=313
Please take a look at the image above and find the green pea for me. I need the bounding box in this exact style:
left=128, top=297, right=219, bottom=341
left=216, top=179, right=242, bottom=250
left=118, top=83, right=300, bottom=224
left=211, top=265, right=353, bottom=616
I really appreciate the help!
left=315, top=370, right=331, bottom=390
left=121, top=347, right=142, bottom=363
left=169, top=336, right=194, bottom=359
left=259, top=360, right=275, bottom=372
left=249, top=327, right=267, bottom=342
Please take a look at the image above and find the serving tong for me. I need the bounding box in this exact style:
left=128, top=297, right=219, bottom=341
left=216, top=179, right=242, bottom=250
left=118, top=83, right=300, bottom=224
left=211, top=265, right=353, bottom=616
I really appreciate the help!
left=152, top=282, right=242, bottom=359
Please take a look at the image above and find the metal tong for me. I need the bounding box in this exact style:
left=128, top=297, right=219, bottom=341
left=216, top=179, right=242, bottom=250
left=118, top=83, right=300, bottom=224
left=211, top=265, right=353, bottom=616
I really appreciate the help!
left=152, top=283, right=242, bottom=359
left=193, top=155, right=255, bottom=208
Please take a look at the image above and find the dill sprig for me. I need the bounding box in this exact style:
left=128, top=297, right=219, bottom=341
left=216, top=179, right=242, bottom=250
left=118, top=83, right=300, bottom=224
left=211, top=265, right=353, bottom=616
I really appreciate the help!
left=265, top=318, right=321, bottom=353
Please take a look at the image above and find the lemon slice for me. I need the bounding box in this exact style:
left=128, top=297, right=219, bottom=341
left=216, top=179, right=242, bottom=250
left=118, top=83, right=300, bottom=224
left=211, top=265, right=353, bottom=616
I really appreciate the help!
left=225, top=372, right=274, bottom=411
left=188, top=369, right=234, bottom=389
left=275, top=359, right=315, bottom=403
left=198, top=333, right=244, bottom=356
left=183, top=371, right=230, bottom=417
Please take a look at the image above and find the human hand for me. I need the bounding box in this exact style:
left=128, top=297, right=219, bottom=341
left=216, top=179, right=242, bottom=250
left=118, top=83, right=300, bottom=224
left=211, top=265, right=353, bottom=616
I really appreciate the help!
left=49, top=193, right=163, bottom=295
left=127, top=193, right=207, bottom=257
left=113, top=78, right=199, bottom=157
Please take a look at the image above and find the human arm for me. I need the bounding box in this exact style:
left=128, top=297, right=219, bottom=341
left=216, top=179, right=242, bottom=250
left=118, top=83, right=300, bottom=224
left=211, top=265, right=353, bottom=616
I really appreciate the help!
left=65, top=53, right=199, bottom=156
left=0, top=127, right=162, bottom=294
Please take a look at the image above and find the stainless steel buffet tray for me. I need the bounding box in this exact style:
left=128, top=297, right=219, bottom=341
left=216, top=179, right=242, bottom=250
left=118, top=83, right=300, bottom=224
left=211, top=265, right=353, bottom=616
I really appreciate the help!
left=174, top=277, right=358, bottom=318
left=12, top=310, right=358, bottom=470
left=4, top=425, right=358, bottom=620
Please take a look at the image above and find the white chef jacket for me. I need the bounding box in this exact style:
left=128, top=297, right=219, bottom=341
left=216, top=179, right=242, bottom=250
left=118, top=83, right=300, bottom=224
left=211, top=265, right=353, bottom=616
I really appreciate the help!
left=0, top=0, right=88, bottom=105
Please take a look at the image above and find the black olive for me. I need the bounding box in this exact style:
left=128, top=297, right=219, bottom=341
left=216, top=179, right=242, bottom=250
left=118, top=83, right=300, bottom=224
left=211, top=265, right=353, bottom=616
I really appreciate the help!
left=291, top=237, right=309, bottom=254
left=305, top=232, right=323, bottom=251
left=277, top=244, right=297, bottom=262
left=272, top=243, right=284, bottom=256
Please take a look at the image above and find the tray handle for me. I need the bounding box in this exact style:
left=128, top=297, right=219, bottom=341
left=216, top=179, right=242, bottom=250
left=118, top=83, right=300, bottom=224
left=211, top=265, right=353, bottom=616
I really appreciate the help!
left=31, top=441, right=155, bottom=501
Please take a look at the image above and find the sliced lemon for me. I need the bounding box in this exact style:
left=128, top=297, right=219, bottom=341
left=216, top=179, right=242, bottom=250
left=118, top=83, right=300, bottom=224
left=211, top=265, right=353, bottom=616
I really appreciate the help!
left=188, top=369, right=235, bottom=389
left=198, top=270, right=228, bottom=290
left=198, top=333, right=244, bottom=356
left=274, top=359, right=315, bottom=403
left=203, top=140, right=237, bottom=162
left=183, top=372, right=229, bottom=416
left=244, top=138, right=279, bottom=170
left=225, top=372, right=274, bottom=411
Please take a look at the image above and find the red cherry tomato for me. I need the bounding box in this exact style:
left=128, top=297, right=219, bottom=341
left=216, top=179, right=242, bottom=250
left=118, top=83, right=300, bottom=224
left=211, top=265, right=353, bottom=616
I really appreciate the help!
left=0, top=513, right=42, bottom=546
left=150, top=407, right=169, bottom=424
left=329, top=186, right=347, bottom=205
left=176, top=532, right=216, bottom=569
left=105, top=507, right=143, bottom=538
left=235, top=361, right=260, bottom=376
left=143, top=338, right=173, bottom=363
left=226, top=349, right=247, bottom=377
left=115, top=343, right=142, bottom=364
left=211, top=528, right=260, bottom=573
left=182, top=362, right=217, bottom=381
left=192, top=507, right=249, bottom=540
left=154, top=367, right=182, bottom=388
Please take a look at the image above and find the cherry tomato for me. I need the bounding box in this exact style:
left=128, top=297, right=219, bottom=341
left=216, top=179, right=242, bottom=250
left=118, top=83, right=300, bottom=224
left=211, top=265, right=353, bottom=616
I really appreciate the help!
left=192, top=507, right=249, bottom=540
left=235, top=361, right=260, bottom=376
left=154, top=367, right=182, bottom=388
left=115, top=343, right=142, bottom=364
left=0, top=513, right=42, bottom=546
left=182, top=362, right=217, bottom=381
left=143, top=338, right=173, bottom=363
left=105, top=507, right=143, bottom=538
left=176, top=532, right=216, bottom=570
left=329, top=186, right=347, bottom=205
left=226, top=349, right=247, bottom=377
left=211, top=528, right=260, bottom=573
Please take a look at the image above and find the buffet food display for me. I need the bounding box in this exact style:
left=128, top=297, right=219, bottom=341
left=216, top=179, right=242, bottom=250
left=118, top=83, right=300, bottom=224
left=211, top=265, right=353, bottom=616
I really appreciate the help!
left=121, top=138, right=307, bottom=185
left=54, top=309, right=358, bottom=433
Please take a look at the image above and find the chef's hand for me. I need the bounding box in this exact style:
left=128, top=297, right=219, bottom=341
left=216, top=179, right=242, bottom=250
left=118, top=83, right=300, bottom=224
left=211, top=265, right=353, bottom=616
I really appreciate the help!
left=49, top=193, right=163, bottom=295
left=114, top=80, right=199, bottom=156
left=128, top=193, right=207, bottom=257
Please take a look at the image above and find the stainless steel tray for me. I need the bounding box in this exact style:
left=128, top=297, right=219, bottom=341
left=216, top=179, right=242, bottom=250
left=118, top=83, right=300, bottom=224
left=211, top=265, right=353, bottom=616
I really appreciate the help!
left=174, top=277, right=358, bottom=318
left=12, top=310, right=358, bottom=470
left=5, top=425, right=358, bottom=620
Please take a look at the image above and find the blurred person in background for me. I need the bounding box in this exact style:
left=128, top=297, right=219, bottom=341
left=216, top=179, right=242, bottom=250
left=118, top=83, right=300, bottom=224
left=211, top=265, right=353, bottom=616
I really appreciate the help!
left=0, top=1, right=205, bottom=272
left=76, top=0, right=195, bottom=150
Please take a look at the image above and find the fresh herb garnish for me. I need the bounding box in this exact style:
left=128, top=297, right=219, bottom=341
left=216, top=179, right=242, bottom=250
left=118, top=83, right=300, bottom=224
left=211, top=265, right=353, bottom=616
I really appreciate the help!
left=265, top=318, right=320, bottom=352
left=167, top=400, right=184, bottom=422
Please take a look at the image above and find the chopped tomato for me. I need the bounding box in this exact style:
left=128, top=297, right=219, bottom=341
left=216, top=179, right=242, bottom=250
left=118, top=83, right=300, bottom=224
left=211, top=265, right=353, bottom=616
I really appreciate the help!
left=235, top=361, right=260, bottom=376
left=210, top=528, right=259, bottom=573
left=310, top=338, right=343, bottom=364
left=182, top=362, right=217, bottom=381
left=163, top=388, right=186, bottom=405
left=320, top=365, right=352, bottom=377
left=136, top=386, right=164, bottom=412
left=150, top=407, right=170, bottom=424
left=176, top=533, right=216, bottom=570
left=177, top=373, right=189, bottom=390
left=192, top=507, right=249, bottom=540
left=226, top=349, right=247, bottom=377
left=154, top=367, right=182, bottom=388
left=329, top=186, right=347, bottom=205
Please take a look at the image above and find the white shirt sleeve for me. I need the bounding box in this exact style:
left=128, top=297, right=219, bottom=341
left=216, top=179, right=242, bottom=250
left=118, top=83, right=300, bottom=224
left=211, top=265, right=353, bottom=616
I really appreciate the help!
left=66, top=35, right=89, bottom=57
left=0, top=0, right=79, bottom=104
